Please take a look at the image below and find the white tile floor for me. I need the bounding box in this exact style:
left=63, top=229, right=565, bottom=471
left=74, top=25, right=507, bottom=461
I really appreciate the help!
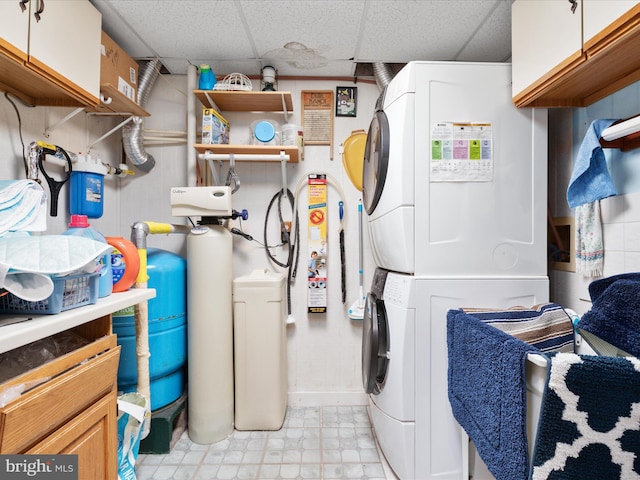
left=136, top=405, right=397, bottom=480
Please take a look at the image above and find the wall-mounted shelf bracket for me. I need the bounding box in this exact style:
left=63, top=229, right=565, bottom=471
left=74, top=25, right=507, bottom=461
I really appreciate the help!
left=43, top=107, right=85, bottom=138
left=281, top=94, right=289, bottom=124
left=42, top=88, right=150, bottom=138
left=87, top=115, right=135, bottom=152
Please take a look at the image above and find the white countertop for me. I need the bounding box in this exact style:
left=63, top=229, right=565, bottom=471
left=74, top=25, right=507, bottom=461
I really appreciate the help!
left=0, top=289, right=156, bottom=354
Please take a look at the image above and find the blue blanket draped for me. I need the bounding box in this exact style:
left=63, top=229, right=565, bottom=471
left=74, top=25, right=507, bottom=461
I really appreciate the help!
left=447, top=309, right=538, bottom=480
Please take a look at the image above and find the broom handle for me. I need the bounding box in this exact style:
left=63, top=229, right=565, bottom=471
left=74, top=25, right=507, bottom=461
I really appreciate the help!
left=358, top=200, right=363, bottom=287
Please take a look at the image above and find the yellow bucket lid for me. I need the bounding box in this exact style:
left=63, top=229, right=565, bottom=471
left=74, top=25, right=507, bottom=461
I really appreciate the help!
left=342, top=130, right=367, bottom=191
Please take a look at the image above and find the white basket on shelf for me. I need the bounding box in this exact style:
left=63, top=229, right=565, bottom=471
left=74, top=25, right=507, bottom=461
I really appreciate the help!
left=213, top=73, right=253, bottom=91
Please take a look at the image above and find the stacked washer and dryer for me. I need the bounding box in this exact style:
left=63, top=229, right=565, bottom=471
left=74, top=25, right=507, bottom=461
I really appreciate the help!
left=361, top=62, right=549, bottom=479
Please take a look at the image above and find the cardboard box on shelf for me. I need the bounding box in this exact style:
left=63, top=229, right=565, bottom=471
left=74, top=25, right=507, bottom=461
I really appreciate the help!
left=202, top=108, right=230, bottom=144
left=100, top=31, right=139, bottom=103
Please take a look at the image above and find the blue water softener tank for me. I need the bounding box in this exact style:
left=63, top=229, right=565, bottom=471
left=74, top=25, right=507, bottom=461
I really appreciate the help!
left=63, top=214, right=112, bottom=298
left=113, top=248, right=187, bottom=411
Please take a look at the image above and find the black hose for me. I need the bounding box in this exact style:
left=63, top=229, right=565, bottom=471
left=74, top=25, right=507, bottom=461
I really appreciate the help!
left=264, top=189, right=300, bottom=315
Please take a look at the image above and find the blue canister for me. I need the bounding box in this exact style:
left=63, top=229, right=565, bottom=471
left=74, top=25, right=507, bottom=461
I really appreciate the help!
left=254, top=120, right=276, bottom=143
left=198, top=64, right=216, bottom=90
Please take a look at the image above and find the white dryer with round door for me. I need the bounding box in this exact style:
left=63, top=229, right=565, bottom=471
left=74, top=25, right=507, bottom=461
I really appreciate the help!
left=362, top=61, right=548, bottom=276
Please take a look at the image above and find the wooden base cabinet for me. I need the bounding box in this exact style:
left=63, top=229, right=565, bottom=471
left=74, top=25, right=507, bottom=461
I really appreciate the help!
left=0, top=323, right=120, bottom=479
left=29, top=391, right=118, bottom=480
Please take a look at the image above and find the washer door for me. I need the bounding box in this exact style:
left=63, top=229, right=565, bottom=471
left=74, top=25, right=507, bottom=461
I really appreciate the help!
left=362, top=109, right=390, bottom=215
left=362, top=292, right=390, bottom=395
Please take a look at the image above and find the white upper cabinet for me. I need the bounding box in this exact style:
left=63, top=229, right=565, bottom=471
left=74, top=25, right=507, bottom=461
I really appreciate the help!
left=0, top=1, right=30, bottom=60
left=583, top=1, right=637, bottom=46
left=512, top=0, right=640, bottom=108
left=512, top=0, right=582, bottom=102
left=0, top=0, right=101, bottom=106
left=28, top=0, right=101, bottom=102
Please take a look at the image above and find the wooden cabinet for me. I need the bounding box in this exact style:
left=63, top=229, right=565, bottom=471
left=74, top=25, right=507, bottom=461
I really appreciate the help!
left=194, top=90, right=300, bottom=163
left=0, top=290, right=155, bottom=480
left=0, top=0, right=101, bottom=107
left=29, top=392, right=117, bottom=480
left=0, top=329, right=119, bottom=478
left=512, top=0, right=640, bottom=108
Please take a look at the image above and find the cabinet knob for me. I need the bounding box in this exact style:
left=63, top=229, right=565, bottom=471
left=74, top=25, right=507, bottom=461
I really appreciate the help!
left=568, top=0, right=578, bottom=14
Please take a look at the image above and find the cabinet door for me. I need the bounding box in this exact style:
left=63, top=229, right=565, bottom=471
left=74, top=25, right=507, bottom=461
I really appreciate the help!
left=0, top=0, right=30, bottom=62
left=28, top=0, right=101, bottom=103
left=511, top=0, right=583, bottom=98
left=583, top=0, right=638, bottom=46
left=28, top=392, right=117, bottom=480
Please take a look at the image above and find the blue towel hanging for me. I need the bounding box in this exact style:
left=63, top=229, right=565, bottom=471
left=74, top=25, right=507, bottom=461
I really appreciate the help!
left=567, top=119, right=618, bottom=208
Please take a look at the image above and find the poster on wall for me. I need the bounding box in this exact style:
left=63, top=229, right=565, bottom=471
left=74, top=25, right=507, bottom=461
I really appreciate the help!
left=307, top=174, right=328, bottom=314
left=430, top=121, right=494, bottom=182
left=335, top=86, right=357, bottom=117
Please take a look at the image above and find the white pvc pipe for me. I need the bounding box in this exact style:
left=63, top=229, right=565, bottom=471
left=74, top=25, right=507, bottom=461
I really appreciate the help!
left=187, top=65, right=197, bottom=185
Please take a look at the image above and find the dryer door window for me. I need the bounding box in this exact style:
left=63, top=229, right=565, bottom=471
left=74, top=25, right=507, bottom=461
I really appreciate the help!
left=361, top=292, right=390, bottom=395
left=362, top=109, right=390, bottom=215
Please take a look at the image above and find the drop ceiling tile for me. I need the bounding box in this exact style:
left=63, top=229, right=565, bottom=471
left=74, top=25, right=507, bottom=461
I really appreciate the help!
left=456, top=0, right=513, bottom=61
left=96, top=0, right=257, bottom=73
left=92, top=0, right=516, bottom=77
left=357, top=0, right=503, bottom=62
left=239, top=0, right=364, bottom=71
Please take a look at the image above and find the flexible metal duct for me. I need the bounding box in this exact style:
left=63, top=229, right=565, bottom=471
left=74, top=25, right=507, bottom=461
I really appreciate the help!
left=372, top=62, right=394, bottom=90
left=123, top=58, right=161, bottom=172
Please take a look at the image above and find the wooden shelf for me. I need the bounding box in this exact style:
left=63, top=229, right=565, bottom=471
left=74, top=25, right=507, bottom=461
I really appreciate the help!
left=194, top=144, right=299, bottom=163
left=194, top=90, right=293, bottom=112
left=87, top=83, right=150, bottom=116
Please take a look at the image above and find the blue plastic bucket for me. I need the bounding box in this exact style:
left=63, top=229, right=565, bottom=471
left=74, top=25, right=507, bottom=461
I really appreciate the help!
left=113, top=248, right=187, bottom=411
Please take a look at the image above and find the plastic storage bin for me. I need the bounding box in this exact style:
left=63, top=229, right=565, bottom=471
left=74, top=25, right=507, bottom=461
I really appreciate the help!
left=0, top=272, right=99, bottom=315
left=233, top=269, right=287, bottom=430
left=250, top=119, right=281, bottom=146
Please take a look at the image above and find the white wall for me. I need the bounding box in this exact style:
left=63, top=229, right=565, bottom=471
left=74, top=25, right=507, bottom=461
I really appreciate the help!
left=0, top=75, right=380, bottom=406
left=549, top=80, right=640, bottom=317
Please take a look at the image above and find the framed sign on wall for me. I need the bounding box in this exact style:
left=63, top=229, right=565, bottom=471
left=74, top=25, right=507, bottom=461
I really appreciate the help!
left=301, top=90, right=334, bottom=159
left=336, top=86, right=357, bottom=117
